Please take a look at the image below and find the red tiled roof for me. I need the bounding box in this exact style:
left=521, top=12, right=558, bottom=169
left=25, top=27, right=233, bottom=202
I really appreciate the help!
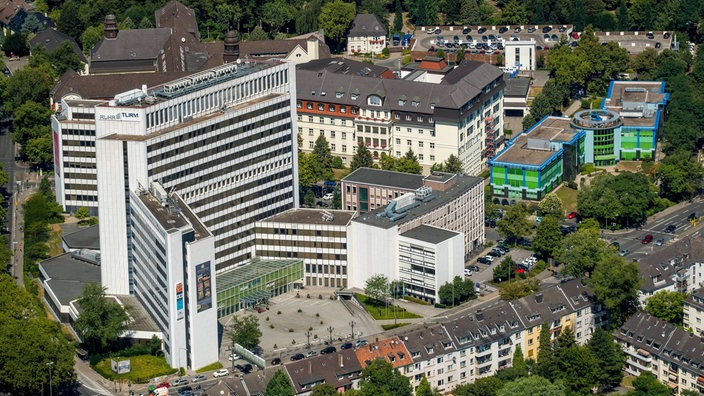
left=354, top=336, right=410, bottom=368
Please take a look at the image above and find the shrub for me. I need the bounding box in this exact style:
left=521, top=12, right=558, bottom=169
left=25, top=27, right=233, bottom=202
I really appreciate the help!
left=402, top=295, right=431, bottom=305
left=270, top=324, right=274, bottom=328
left=277, top=310, right=282, bottom=315
left=297, top=308, right=302, bottom=313
left=567, top=181, right=578, bottom=190
left=381, top=322, right=410, bottom=330
left=315, top=313, right=320, bottom=317
left=288, top=328, right=294, bottom=333
left=266, top=316, right=270, bottom=321
left=307, top=293, right=311, bottom=298
left=434, top=303, right=447, bottom=308
left=318, top=294, right=323, bottom=299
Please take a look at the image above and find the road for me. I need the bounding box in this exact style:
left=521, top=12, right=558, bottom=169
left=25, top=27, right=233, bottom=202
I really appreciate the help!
left=601, top=196, right=704, bottom=259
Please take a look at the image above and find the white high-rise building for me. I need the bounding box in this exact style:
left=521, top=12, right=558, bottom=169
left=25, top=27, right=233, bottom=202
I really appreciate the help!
left=95, top=59, right=299, bottom=295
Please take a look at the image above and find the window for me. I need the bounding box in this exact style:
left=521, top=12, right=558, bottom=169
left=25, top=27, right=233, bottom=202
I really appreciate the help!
left=330, top=119, right=336, bottom=125
left=308, top=116, right=313, bottom=122
left=320, top=129, right=324, bottom=136
left=309, top=142, right=314, bottom=148
left=318, top=104, right=324, bottom=111
left=430, top=155, right=435, bottom=161
left=298, top=127, right=302, bottom=134
left=412, top=100, right=419, bottom=107
left=396, top=151, right=401, bottom=156
left=418, top=141, right=424, bottom=148
left=396, top=126, right=401, bottom=131
left=342, top=132, right=347, bottom=140
left=331, top=131, right=336, bottom=138
left=368, top=95, right=382, bottom=106
left=307, top=103, right=313, bottom=110
left=419, top=129, right=424, bottom=135
left=396, top=138, right=401, bottom=145
left=430, top=142, right=435, bottom=149
left=341, top=119, right=347, bottom=126
left=308, top=129, right=314, bottom=136
left=407, top=140, right=412, bottom=146
left=329, top=105, right=336, bottom=112
left=319, top=117, right=324, bottom=123
left=331, top=144, right=336, bottom=151
left=342, top=145, right=347, bottom=152
left=418, top=154, right=424, bottom=160
left=407, top=128, right=412, bottom=133
left=341, top=107, right=346, bottom=113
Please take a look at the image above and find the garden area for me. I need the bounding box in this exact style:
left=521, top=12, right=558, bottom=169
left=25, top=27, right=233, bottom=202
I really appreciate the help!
left=94, top=355, right=176, bottom=383
left=354, top=293, right=422, bottom=321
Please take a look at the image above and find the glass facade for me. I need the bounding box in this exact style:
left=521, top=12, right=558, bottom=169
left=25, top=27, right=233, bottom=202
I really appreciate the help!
left=216, top=258, right=304, bottom=317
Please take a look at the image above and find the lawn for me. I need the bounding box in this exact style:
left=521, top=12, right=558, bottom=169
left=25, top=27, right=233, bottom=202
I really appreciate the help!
left=94, top=355, right=177, bottom=383
left=554, top=185, right=578, bottom=213
left=355, top=294, right=422, bottom=320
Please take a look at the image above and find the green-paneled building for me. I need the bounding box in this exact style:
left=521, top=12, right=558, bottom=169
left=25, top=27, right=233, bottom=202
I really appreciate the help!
left=216, top=258, right=304, bottom=318
left=490, top=80, right=668, bottom=201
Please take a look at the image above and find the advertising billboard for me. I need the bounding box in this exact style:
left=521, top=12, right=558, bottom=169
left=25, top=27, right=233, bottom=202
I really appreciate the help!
left=195, top=262, right=212, bottom=312
left=176, top=282, right=184, bottom=320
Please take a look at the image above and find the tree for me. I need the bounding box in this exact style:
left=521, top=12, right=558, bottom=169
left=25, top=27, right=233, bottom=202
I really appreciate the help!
left=557, top=226, right=608, bottom=278
left=511, top=345, right=528, bottom=377
left=24, top=134, right=54, bottom=170
left=496, top=202, right=532, bottom=242
left=265, top=369, right=295, bottom=396
left=499, top=278, right=540, bottom=301
left=535, top=323, right=555, bottom=380
left=408, top=0, right=438, bottom=26
left=296, top=0, right=323, bottom=34
left=262, top=0, right=294, bottom=34
left=313, top=134, right=334, bottom=181
left=21, top=14, right=43, bottom=34
left=439, top=276, right=476, bottom=306
left=364, top=274, right=389, bottom=304
left=460, top=0, right=481, bottom=25
left=48, top=41, right=83, bottom=76
left=644, top=290, right=685, bottom=325
left=552, top=328, right=599, bottom=395
left=57, top=0, right=85, bottom=41
left=0, top=274, right=76, bottom=394
left=393, top=0, right=403, bottom=33
left=230, top=314, right=262, bottom=351
left=590, top=254, right=641, bottom=328
left=532, top=215, right=562, bottom=259
left=318, top=0, right=356, bottom=51
left=249, top=25, right=270, bottom=41
left=416, top=375, right=440, bottom=396
left=626, top=371, right=670, bottom=396
left=75, top=207, right=90, bottom=223
left=310, top=383, right=338, bottom=396
left=538, top=194, right=563, bottom=217
left=496, top=375, right=564, bottom=396
left=332, top=189, right=341, bottom=209
left=452, top=376, right=504, bottom=396
left=617, top=0, right=629, bottom=30
left=397, top=149, right=422, bottom=174
left=433, top=154, right=463, bottom=174
left=499, top=0, right=529, bottom=24
left=81, top=25, right=104, bottom=55
left=359, top=359, right=413, bottom=396
left=588, top=328, right=625, bottom=391
left=298, top=152, right=319, bottom=187
left=350, top=142, right=374, bottom=172
left=656, top=150, right=704, bottom=202
left=1, top=32, right=29, bottom=57
left=74, top=283, right=130, bottom=354
left=493, top=256, right=515, bottom=283
left=3, top=67, right=53, bottom=114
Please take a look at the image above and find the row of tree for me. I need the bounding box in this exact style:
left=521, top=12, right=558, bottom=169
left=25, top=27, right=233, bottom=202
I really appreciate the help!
left=23, top=178, right=64, bottom=275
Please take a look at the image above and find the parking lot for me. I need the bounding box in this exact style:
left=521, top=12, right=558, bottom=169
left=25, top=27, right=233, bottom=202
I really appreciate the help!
left=413, top=24, right=574, bottom=53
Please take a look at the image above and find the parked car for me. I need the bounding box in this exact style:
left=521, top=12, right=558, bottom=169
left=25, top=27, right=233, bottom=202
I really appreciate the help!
left=466, top=265, right=480, bottom=272
left=228, top=354, right=240, bottom=361
left=571, top=32, right=580, bottom=39
left=478, top=27, right=487, bottom=34
left=567, top=212, right=579, bottom=219
left=527, top=26, right=537, bottom=33
left=340, top=342, right=354, bottom=350
left=321, top=346, right=337, bottom=355
left=646, top=31, right=654, bottom=39
left=462, top=27, right=470, bottom=34
left=355, top=339, right=368, bottom=348
left=664, top=32, right=671, bottom=39
left=665, top=224, right=676, bottom=233
left=499, top=27, right=508, bottom=33
left=514, top=27, right=522, bottom=33
left=178, top=386, right=194, bottom=396
left=291, top=353, right=305, bottom=361
left=305, top=351, right=318, bottom=358
left=477, top=256, right=494, bottom=264
left=271, top=358, right=282, bottom=365
left=542, top=26, right=552, bottom=33
left=192, top=375, right=207, bottom=383
left=464, top=268, right=473, bottom=277
left=213, top=369, right=229, bottom=378
left=488, top=249, right=502, bottom=258
left=172, top=378, right=189, bottom=387
left=642, top=234, right=653, bottom=244
left=497, top=246, right=510, bottom=254
left=610, top=241, right=621, bottom=250
left=619, top=249, right=630, bottom=257
left=157, top=382, right=171, bottom=389
left=655, top=42, right=661, bottom=48
left=655, top=238, right=665, bottom=246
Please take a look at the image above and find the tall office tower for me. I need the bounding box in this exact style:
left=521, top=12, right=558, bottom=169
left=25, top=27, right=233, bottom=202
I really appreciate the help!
left=95, top=60, right=299, bottom=295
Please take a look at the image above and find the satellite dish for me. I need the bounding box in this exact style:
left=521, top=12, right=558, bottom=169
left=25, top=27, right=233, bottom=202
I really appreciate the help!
left=236, top=58, right=242, bottom=64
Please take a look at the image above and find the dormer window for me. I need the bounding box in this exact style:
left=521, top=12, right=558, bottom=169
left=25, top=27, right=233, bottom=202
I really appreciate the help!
left=398, top=99, right=406, bottom=106
left=318, top=104, right=324, bottom=111
left=412, top=101, right=419, bottom=107
left=312, top=90, right=316, bottom=95
left=368, top=95, right=382, bottom=106
left=336, top=91, right=344, bottom=98
left=351, top=93, right=359, bottom=100
left=307, top=103, right=313, bottom=110
left=297, top=101, right=302, bottom=108
left=321, top=91, right=326, bottom=96
left=430, top=102, right=436, bottom=109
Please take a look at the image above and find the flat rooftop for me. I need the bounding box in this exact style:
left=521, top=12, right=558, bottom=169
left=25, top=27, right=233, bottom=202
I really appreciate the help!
left=493, top=135, right=557, bottom=166
left=62, top=225, right=100, bottom=250
left=343, top=168, right=423, bottom=190
left=528, top=117, right=578, bottom=142
left=503, top=76, right=531, bottom=97
left=619, top=115, right=658, bottom=127
left=136, top=191, right=210, bottom=240
left=593, top=31, right=673, bottom=54
left=259, top=208, right=356, bottom=227
left=40, top=252, right=102, bottom=306
left=352, top=174, right=482, bottom=230
left=605, top=81, right=668, bottom=106
left=400, top=224, right=459, bottom=244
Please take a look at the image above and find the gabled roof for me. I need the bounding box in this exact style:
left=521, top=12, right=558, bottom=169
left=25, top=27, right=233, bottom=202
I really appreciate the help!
left=298, top=58, right=390, bottom=78
left=285, top=349, right=363, bottom=393
left=509, top=279, right=580, bottom=327
left=444, top=303, right=521, bottom=348
left=29, top=28, right=87, bottom=63
left=348, top=14, right=387, bottom=37
left=638, top=236, right=704, bottom=292
left=91, top=28, right=172, bottom=62
left=354, top=336, right=411, bottom=368
left=0, top=0, right=27, bottom=27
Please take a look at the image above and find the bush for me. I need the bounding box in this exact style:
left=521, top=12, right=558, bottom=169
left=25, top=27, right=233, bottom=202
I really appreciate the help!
left=318, top=294, right=323, bottom=299
left=270, top=324, right=274, bottom=328
left=581, top=163, right=595, bottom=174
left=567, top=181, right=578, bottom=190
left=402, top=295, right=431, bottom=305
left=288, top=328, right=294, bottom=332
left=297, top=308, right=302, bottom=313
left=479, top=169, right=490, bottom=179
left=277, top=310, right=282, bottom=315
left=381, top=322, right=410, bottom=330
left=434, top=303, right=447, bottom=308
left=332, top=157, right=344, bottom=169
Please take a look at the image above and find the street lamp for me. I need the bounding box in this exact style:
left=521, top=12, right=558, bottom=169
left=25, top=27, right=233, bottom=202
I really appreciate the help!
left=327, top=326, right=334, bottom=345
left=305, top=331, right=312, bottom=349
left=229, top=345, right=237, bottom=372
left=46, top=361, right=54, bottom=396
left=349, top=321, right=356, bottom=340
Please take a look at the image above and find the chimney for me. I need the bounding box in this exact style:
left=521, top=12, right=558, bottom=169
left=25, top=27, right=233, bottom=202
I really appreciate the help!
left=339, top=354, right=344, bottom=368
left=104, top=15, right=118, bottom=39
left=307, top=38, right=320, bottom=60
left=223, top=30, right=240, bottom=63
left=535, top=293, right=544, bottom=303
